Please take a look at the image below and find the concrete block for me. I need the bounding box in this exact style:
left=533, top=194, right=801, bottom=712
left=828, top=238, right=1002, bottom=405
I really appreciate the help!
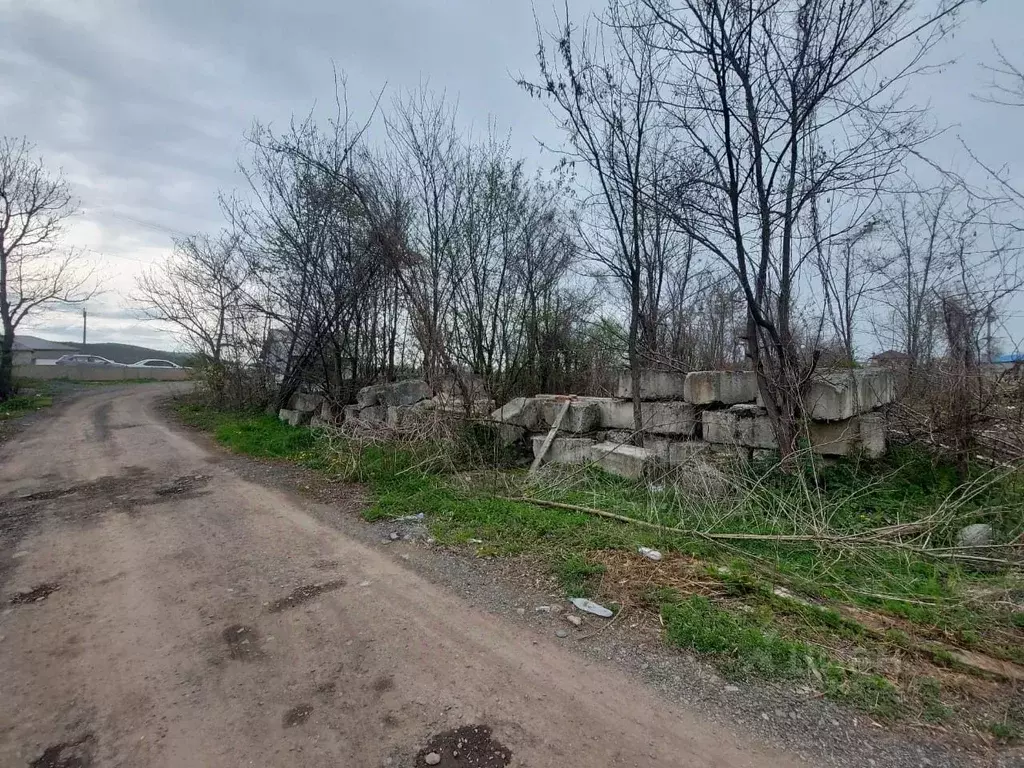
left=666, top=440, right=712, bottom=466
left=538, top=399, right=601, bottom=434
left=858, top=413, right=886, bottom=458
left=356, top=384, right=387, bottom=408
left=592, top=442, right=656, bottom=479
left=683, top=371, right=758, bottom=405
left=616, top=370, right=688, bottom=401
left=641, top=401, right=697, bottom=436
left=602, top=431, right=675, bottom=462
left=702, top=404, right=777, bottom=449
left=672, top=458, right=730, bottom=495
left=806, top=418, right=860, bottom=456
left=289, top=392, right=324, bottom=413
left=278, top=408, right=311, bottom=427
left=386, top=406, right=404, bottom=429
left=531, top=436, right=597, bottom=465
left=803, top=369, right=896, bottom=421
left=490, top=397, right=543, bottom=431
left=378, top=379, right=432, bottom=407
left=806, top=413, right=886, bottom=458
left=595, top=399, right=696, bottom=436
left=595, top=398, right=635, bottom=430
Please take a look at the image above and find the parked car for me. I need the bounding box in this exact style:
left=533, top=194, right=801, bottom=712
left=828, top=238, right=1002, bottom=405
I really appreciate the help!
left=54, top=354, right=123, bottom=367
left=129, top=359, right=183, bottom=369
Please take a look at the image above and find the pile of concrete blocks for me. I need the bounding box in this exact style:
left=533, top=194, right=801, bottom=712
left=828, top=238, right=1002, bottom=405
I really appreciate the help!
left=278, top=380, right=436, bottom=430
left=278, top=392, right=328, bottom=428
left=490, top=368, right=895, bottom=480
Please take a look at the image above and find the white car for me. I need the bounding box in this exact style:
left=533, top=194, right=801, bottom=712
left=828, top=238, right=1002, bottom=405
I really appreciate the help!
left=130, top=359, right=183, bottom=369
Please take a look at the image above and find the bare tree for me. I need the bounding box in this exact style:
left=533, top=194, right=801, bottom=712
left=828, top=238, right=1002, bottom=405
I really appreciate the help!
left=135, top=232, right=246, bottom=365
left=625, top=0, right=971, bottom=464
left=872, top=186, right=960, bottom=365
left=0, top=137, right=92, bottom=400
left=522, top=0, right=692, bottom=441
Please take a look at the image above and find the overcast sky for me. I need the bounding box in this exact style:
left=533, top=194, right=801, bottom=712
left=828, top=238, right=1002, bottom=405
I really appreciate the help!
left=1, top=0, right=1022, bottom=351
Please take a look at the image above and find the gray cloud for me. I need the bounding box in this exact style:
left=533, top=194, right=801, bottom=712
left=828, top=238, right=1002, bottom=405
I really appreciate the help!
left=1, top=0, right=1021, bottom=348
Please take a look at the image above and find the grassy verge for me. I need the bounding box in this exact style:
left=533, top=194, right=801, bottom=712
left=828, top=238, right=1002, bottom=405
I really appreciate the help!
left=173, top=398, right=1024, bottom=741
left=0, top=392, right=54, bottom=420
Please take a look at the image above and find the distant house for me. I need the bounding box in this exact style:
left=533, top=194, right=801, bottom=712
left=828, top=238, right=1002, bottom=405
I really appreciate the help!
left=869, top=350, right=912, bottom=367
left=0, top=334, right=75, bottom=365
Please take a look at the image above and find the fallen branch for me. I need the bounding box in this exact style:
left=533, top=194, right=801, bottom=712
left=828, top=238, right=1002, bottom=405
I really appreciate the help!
left=501, top=496, right=1021, bottom=566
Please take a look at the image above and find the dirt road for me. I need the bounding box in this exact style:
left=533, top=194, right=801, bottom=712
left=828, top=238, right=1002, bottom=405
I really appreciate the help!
left=0, top=386, right=801, bottom=767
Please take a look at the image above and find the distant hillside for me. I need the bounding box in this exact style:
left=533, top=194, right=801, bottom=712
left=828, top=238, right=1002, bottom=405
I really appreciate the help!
left=63, top=342, right=192, bottom=366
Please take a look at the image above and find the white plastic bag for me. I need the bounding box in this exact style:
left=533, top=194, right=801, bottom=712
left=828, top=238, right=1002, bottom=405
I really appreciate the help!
left=569, top=597, right=613, bottom=617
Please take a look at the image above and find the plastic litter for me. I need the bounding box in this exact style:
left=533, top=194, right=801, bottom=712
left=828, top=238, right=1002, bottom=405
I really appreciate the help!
left=569, top=597, right=613, bottom=618
left=394, top=512, right=425, bottom=522
left=638, top=547, right=663, bottom=561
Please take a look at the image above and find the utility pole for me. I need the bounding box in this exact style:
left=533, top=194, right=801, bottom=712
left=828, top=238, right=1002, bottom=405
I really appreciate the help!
left=82, top=309, right=87, bottom=346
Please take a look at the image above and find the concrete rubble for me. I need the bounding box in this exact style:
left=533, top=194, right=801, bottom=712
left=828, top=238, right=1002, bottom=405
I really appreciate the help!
left=494, top=368, right=895, bottom=480
left=278, top=368, right=896, bottom=482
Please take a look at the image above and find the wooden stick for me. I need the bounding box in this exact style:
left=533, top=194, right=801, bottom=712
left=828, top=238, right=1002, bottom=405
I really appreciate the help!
left=528, top=398, right=572, bottom=476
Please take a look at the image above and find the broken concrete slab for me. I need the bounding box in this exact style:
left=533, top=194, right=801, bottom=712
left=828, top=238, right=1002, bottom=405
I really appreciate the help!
left=278, top=408, right=312, bottom=427
left=356, top=384, right=387, bottom=408
left=345, top=405, right=386, bottom=427
left=490, top=397, right=543, bottom=431
left=683, top=370, right=758, bottom=406
left=702, top=404, right=778, bottom=449
left=591, top=442, right=655, bottom=479
left=803, top=369, right=896, bottom=421
left=615, top=370, right=688, bottom=401
left=289, top=392, right=324, bottom=413
left=531, top=436, right=597, bottom=465
left=377, top=379, right=432, bottom=407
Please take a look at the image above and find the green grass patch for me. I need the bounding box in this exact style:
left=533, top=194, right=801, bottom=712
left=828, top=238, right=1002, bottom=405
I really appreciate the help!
left=989, top=721, right=1023, bottom=743
left=0, top=393, right=53, bottom=419
left=556, top=556, right=606, bottom=597
left=660, top=593, right=812, bottom=679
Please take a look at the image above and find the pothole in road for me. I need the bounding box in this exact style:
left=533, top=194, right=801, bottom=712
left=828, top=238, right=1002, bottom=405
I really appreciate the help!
left=283, top=704, right=313, bottom=728
left=222, top=624, right=263, bottom=661
left=30, top=734, right=94, bottom=768
left=415, top=725, right=512, bottom=768
left=266, top=580, right=345, bottom=613
left=10, top=583, right=61, bottom=604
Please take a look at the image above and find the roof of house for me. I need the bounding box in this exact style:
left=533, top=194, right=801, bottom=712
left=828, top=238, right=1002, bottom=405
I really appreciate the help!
left=0, top=334, right=76, bottom=351
left=993, top=352, right=1024, bottom=364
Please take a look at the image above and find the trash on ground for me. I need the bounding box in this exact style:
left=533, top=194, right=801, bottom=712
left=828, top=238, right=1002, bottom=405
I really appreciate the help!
left=637, top=547, right=662, bottom=561
left=569, top=597, right=613, bottom=617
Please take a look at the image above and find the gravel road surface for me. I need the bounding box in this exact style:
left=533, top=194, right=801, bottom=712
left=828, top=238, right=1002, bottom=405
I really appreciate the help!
left=0, top=385, right=801, bottom=767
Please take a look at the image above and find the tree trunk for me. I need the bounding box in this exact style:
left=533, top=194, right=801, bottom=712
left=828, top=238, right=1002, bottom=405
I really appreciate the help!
left=0, top=329, right=14, bottom=401
left=628, top=291, right=644, bottom=448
